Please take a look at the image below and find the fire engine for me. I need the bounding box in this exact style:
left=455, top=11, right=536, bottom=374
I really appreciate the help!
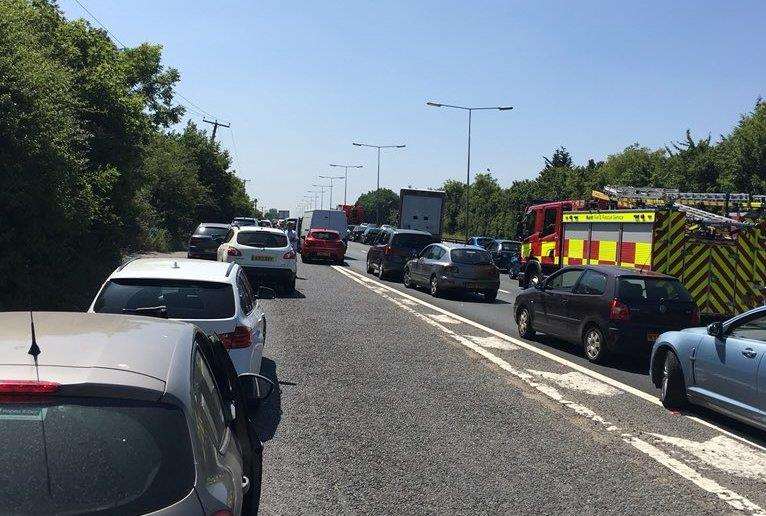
left=519, top=187, right=766, bottom=317
left=338, top=204, right=365, bottom=225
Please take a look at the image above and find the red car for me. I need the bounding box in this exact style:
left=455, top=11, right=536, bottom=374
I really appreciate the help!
left=301, top=228, right=346, bottom=264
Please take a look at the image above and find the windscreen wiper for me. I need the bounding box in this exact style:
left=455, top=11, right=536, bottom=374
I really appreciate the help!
left=122, top=305, right=168, bottom=318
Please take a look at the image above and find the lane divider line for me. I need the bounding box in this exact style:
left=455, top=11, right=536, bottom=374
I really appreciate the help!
left=332, top=265, right=766, bottom=453
left=333, top=265, right=764, bottom=514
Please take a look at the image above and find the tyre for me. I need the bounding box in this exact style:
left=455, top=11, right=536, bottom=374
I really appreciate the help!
left=527, top=267, right=542, bottom=287
left=483, top=289, right=498, bottom=302
left=377, top=261, right=388, bottom=280
left=583, top=325, right=608, bottom=363
left=429, top=275, right=442, bottom=297
left=366, top=259, right=374, bottom=274
left=660, top=351, right=687, bottom=409
left=403, top=268, right=413, bottom=288
left=517, top=307, right=535, bottom=338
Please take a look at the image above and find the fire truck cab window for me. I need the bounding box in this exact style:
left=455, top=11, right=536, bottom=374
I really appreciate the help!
left=542, top=208, right=557, bottom=236
left=523, top=212, right=535, bottom=237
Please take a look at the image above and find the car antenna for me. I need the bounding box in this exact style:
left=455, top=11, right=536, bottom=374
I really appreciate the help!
left=26, top=264, right=41, bottom=379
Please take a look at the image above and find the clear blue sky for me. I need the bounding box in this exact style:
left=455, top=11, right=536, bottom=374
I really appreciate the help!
left=60, top=0, right=765, bottom=215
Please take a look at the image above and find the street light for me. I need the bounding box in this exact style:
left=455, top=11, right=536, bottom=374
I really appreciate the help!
left=312, top=184, right=329, bottom=209
left=427, top=101, right=512, bottom=238
left=306, top=191, right=319, bottom=210
left=352, top=142, right=406, bottom=225
left=318, top=175, right=344, bottom=208
left=329, top=163, right=363, bottom=206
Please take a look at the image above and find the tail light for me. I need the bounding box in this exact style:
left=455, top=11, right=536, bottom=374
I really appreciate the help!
left=219, top=326, right=252, bottom=349
left=690, top=308, right=700, bottom=326
left=384, top=246, right=392, bottom=255
left=0, top=380, right=60, bottom=394
left=444, top=265, right=459, bottom=274
left=610, top=299, right=631, bottom=321
left=283, top=250, right=296, bottom=259
left=211, top=510, right=233, bottom=516
left=227, top=247, right=242, bottom=257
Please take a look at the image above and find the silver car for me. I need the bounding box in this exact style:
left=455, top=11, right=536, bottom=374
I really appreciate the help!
left=0, top=311, right=272, bottom=515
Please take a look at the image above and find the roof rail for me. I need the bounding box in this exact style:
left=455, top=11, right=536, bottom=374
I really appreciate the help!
left=116, top=255, right=140, bottom=272
left=225, top=262, right=237, bottom=277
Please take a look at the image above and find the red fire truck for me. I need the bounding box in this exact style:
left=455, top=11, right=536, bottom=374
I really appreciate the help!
left=338, top=204, right=365, bottom=225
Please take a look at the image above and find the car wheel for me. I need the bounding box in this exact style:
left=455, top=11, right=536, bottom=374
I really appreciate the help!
left=430, top=275, right=441, bottom=297
left=484, top=290, right=498, bottom=303
left=377, top=261, right=387, bottom=280
left=583, top=326, right=607, bottom=363
left=366, top=259, right=374, bottom=274
left=660, top=351, right=687, bottom=409
left=517, top=307, right=535, bottom=338
left=403, top=268, right=413, bottom=288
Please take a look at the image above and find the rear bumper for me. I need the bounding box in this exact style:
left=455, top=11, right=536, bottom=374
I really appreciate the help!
left=606, top=326, right=665, bottom=354
left=439, top=276, right=500, bottom=292
left=242, top=266, right=295, bottom=284
left=302, top=249, right=345, bottom=261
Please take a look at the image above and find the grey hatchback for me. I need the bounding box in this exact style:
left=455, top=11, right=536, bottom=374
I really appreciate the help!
left=0, top=312, right=273, bottom=515
left=403, top=243, right=500, bottom=301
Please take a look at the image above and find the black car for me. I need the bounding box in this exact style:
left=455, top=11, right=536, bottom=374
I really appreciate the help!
left=366, top=229, right=434, bottom=279
left=488, top=239, right=520, bottom=271
left=351, top=223, right=373, bottom=242
left=361, top=227, right=382, bottom=244
left=513, top=265, right=699, bottom=363
left=187, top=222, right=230, bottom=259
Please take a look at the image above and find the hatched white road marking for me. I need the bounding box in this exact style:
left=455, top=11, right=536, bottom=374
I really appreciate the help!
left=427, top=313, right=461, bottom=324
left=333, top=265, right=766, bottom=514
left=463, top=335, right=519, bottom=350
left=335, top=265, right=766, bottom=454
left=528, top=370, right=620, bottom=397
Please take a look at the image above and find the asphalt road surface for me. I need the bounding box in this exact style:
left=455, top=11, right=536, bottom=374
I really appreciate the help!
left=252, top=242, right=766, bottom=515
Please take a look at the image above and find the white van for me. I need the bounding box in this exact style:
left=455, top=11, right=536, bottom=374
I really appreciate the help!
left=300, top=210, right=349, bottom=242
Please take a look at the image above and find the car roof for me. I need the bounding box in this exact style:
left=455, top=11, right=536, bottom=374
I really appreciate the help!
left=110, top=258, right=236, bottom=284
left=391, top=229, right=432, bottom=235
left=309, top=227, right=340, bottom=233
left=197, top=222, right=229, bottom=229
left=576, top=264, right=675, bottom=279
left=438, top=242, right=486, bottom=250
left=236, top=226, right=284, bottom=235
left=0, top=312, right=194, bottom=396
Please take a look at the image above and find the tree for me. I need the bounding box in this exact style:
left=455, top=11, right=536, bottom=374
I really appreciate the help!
left=354, top=189, right=400, bottom=224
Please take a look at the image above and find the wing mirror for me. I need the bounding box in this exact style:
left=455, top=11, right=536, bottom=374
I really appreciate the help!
left=238, top=373, right=275, bottom=404
left=258, top=286, right=276, bottom=299
left=707, top=321, right=724, bottom=338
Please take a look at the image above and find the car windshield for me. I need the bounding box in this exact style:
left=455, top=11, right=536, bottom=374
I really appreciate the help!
left=237, top=231, right=288, bottom=247
left=618, top=277, right=692, bottom=303
left=393, top=234, right=434, bottom=248
left=0, top=398, right=193, bottom=515
left=499, top=241, right=519, bottom=251
left=451, top=248, right=493, bottom=264
left=196, top=226, right=228, bottom=236
left=311, top=231, right=339, bottom=240
left=93, top=279, right=235, bottom=319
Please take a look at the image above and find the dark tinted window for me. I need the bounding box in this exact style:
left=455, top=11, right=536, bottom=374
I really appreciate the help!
left=476, top=237, right=493, bottom=249
left=523, top=212, right=535, bottom=237
left=94, top=279, right=235, bottom=319
left=499, top=241, right=519, bottom=252
left=730, top=314, right=766, bottom=342
left=196, top=225, right=229, bottom=236
left=0, top=399, right=193, bottom=515
left=310, top=231, right=340, bottom=240
left=574, top=269, right=607, bottom=295
left=237, top=231, right=288, bottom=247
left=618, top=277, right=692, bottom=303
left=542, top=208, right=556, bottom=236
left=392, top=233, right=434, bottom=248
left=451, top=248, right=492, bottom=264
left=547, top=269, right=583, bottom=291
left=237, top=273, right=254, bottom=313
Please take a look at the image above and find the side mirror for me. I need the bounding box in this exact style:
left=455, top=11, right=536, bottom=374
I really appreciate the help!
left=707, top=321, right=724, bottom=338
left=238, top=373, right=275, bottom=403
left=535, top=282, right=545, bottom=291
left=258, top=286, right=276, bottom=299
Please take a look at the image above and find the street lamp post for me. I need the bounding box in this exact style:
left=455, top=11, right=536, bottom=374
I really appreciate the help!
left=426, top=101, right=512, bottom=239
left=352, top=142, right=406, bottom=225
left=329, top=164, right=363, bottom=206
left=318, top=175, right=344, bottom=208
left=312, top=184, right=329, bottom=210
left=306, top=191, right=319, bottom=210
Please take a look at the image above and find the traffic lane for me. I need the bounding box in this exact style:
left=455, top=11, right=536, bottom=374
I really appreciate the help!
left=256, top=260, right=719, bottom=514
left=345, top=242, right=654, bottom=392
left=344, top=242, right=766, bottom=450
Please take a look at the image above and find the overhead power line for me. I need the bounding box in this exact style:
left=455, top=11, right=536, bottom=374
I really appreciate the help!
left=72, top=0, right=126, bottom=48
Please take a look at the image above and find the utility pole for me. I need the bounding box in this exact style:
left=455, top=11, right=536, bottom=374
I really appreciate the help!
left=330, top=164, right=363, bottom=206
left=352, top=142, right=405, bottom=225
left=203, top=119, right=231, bottom=142
left=318, top=175, right=344, bottom=208
left=312, top=184, right=329, bottom=209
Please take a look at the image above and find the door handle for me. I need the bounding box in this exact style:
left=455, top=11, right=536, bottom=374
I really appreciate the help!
left=742, top=348, right=758, bottom=359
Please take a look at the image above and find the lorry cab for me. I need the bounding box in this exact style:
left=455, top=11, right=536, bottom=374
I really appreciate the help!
left=519, top=200, right=582, bottom=286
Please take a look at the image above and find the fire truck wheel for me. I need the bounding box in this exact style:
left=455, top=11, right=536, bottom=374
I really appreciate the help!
left=583, top=325, right=608, bottom=363
left=516, top=307, right=535, bottom=338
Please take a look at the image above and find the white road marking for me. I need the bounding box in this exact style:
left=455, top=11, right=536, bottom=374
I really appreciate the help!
left=335, top=265, right=766, bottom=454
left=427, top=314, right=461, bottom=324
left=498, top=289, right=512, bottom=294
left=652, top=434, right=766, bottom=482
left=528, top=370, right=620, bottom=397
left=462, top=334, right=520, bottom=350
left=333, top=265, right=765, bottom=514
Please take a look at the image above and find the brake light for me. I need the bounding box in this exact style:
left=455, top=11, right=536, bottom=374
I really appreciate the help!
left=227, top=247, right=242, bottom=257
left=0, top=380, right=59, bottom=394
left=283, top=250, right=296, bottom=259
left=610, top=299, right=631, bottom=321
left=384, top=246, right=392, bottom=255
left=219, top=326, right=252, bottom=349
left=690, top=308, right=700, bottom=326
left=211, top=510, right=233, bottom=516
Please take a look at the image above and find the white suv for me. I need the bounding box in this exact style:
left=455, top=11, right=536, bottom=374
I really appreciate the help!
left=89, top=258, right=269, bottom=374
left=218, top=226, right=297, bottom=293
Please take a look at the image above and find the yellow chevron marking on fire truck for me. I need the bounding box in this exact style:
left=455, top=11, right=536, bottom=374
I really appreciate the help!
left=564, top=211, right=656, bottom=223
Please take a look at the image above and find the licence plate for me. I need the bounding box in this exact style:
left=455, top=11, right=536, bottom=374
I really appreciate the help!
left=467, top=282, right=481, bottom=289
left=318, top=251, right=330, bottom=256
left=252, top=255, right=274, bottom=262
left=647, top=332, right=659, bottom=342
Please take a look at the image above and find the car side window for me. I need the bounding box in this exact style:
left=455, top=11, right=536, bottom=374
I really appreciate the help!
left=192, top=348, right=227, bottom=450
left=574, top=270, right=607, bottom=295
left=236, top=272, right=254, bottom=314
left=547, top=269, right=583, bottom=292
left=434, top=247, right=446, bottom=260
left=420, top=245, right=433, bottom=258
left=729, top=314, right=766, bottom=342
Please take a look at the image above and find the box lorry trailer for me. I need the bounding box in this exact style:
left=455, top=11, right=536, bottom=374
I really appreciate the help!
left=398, top=189, right=445, bottom=241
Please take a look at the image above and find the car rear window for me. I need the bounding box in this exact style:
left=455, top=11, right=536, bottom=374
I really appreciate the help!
left=196, top=225, right=229, bottom=236
left=310, top=231, right=339, bottom=240
left=94, top=279, right=235, bottom=319
left=392, top=233, right=434, bottom=248
left=499, top=241, right=519, bottom=252
left=451, top=248, right=493, bottom=264
left=237, top=231, right=288, bottom=247
left=618, top=277, right=692, bottom=303
left=0, top=398, right=194, bottom=515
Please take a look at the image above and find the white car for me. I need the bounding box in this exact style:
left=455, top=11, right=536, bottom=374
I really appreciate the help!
left=218, top=226, right=297, bottom=293
left=89, top=257, right=270, bottom=374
